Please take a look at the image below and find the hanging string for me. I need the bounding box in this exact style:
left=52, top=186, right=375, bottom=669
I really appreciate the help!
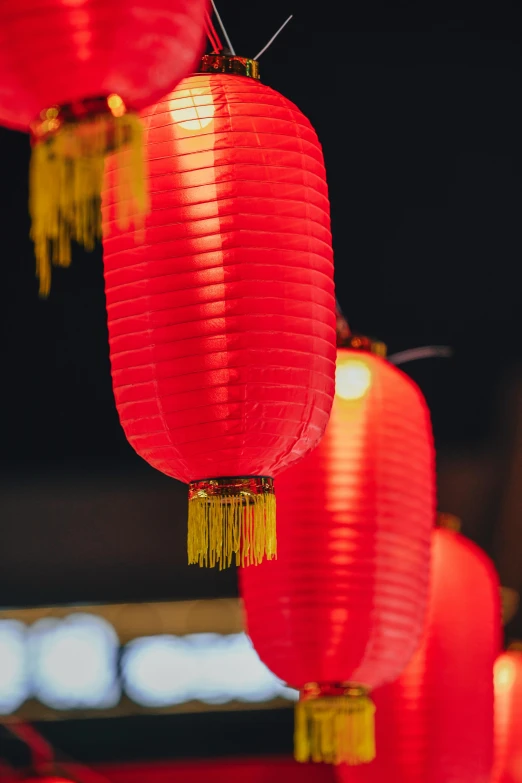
left=204, top=9, right=223, bottom=53
left=335, top=299, right=351, bottom=343
left=388, top=345, right=453, bottom=366
left=0, top=719, right=113, bottom=783
left=210, top=0, right=236, bottom=54
left=2, top=719, right=54, bottom=774
left=254, top=15, right=294, bottom=59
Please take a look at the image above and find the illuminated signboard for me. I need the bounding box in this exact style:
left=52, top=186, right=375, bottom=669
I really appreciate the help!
left=0, top=599, right=297, bottom=719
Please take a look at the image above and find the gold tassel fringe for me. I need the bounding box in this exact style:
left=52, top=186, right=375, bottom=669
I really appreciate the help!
left=29, top=111, right=148, bottom=296
left=295, top=692, right=376, bottom=766
left=187, top=477, right=276, bottom=569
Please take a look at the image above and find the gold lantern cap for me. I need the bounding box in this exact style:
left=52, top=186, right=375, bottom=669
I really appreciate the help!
left=198, top=52, right=260, bottom=80
left=436, top=512, right=462, bottom=532
left=501, top=587, right=520, bottom=626
left=508, top=641, right=522, bottom=653
left=338, top=333, right=387, bottom=358
left=334, top=302, right=386, bottom=357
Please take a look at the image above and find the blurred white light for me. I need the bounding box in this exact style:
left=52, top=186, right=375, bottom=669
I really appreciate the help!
left=0, top=614, right=298, bottom=713
left=29, top=613, right=120, bottom=709
left=192, top=633, right=283, bottom=704
left=122, top=632, right=298, bottom=707
left=0, top=620, right=30, bottom=714
left=122, top=635, right=199, bottom=707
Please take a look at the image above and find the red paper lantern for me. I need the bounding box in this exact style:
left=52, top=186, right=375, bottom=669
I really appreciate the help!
left=102, top=54, right=336, bottom=569
left=0, top=0, right=208, bottom=293
left=338, top=520, right=501, bottom=783
left=492, top=647, right=522, bottom=783
left=239, top=339, right=435, bottom=765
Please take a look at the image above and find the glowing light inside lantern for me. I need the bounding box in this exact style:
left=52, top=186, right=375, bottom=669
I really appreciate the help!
left=495, top=656, right=516, bottom=693
left=169, top=88, right=214, bottom=131
left=335, top=359, right=372, bottom=400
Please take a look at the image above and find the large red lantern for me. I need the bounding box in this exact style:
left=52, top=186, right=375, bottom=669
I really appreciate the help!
left=0, top=0, right=208, bottom=294
left=338, top=518, right=501, bottom=783
left=239, top=338, right=435, bottom=766
left=102, top=53, right=336, bottom=569
left=492, top=646, right=522, bottom=783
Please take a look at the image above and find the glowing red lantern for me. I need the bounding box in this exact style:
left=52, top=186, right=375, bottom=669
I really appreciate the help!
left=0, top=0, right=208, bottom=294
left=338, top=518, right=501, bottom=783
left=102, top=53, right=336, bottom=569
left=492, top=647, right=522, bottom=783
left=239, top=338, right=435, bottom=765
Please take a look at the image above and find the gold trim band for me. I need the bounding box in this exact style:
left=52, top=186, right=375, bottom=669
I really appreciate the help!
left=437, top=512, right=462, bottom=532
left=188, top=476, right=274, bottom=501
left=300, top=683, right=368, bottom=701
left=337, top=334, right=387, bottom=357
left=198, top=53, right=260, bottom=80
left=30, top=94, right=128, bottom=142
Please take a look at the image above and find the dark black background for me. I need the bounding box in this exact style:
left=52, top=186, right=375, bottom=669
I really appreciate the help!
left=0, top=0, right=521, bottom=766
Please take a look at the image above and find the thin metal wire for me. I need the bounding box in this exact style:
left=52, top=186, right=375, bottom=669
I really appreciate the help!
left=210, top=0, right=236, bottom=55
left=335, top=299, right=351, bottom=343
left=388, top=346, right=453, bottom=366
left=254, top=15, right=293, bottom=59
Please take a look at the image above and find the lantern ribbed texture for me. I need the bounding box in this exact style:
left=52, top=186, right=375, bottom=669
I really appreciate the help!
left=338, top=527, right=501, bottom=783
left=492, top=650, right=522, bottom=783
left=102, top=69, right=336, bottom=568
left=239, top=348, right=435, bottom=765
left=0, top=0, right=208, bottom=293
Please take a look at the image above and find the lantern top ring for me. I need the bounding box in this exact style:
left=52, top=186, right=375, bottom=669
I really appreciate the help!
left=30, top=95, right=128, bottom=143
left=188, top=476, right=274, bottom=500
left=198, top=53, right=260, bottom=80
left=337, top=333, right=388, bottom=357
left=437, top=512, right=462, bottom=533
left=300, top=682, right=369, bottom=701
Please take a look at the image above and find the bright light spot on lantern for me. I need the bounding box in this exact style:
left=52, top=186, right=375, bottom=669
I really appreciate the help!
left=495, top=657, right=516, bottom=693
left=335, top=359, right=372, bottom=400
left=169, top=88, right=214, bottom=131
left=0, top=621, right=30, bottom=714
left=29, top=613, right=120, bottom=709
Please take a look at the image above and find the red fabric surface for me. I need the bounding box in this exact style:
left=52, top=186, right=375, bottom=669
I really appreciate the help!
left=338, top=528, right=501, bottom=783
left=84, top=758, right=337, bottom=783
left=239, top=349, right=435, bottom=688
left=0, top=0, right=208, bottom=130
left=492, top=650, right=522, bottom=783
left=102, top=73, right=335, bottom=483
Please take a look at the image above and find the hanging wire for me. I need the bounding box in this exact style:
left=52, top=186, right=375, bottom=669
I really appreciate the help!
left=254, top=15, right=294, bottom=59
left=1, top=719, right=113, bottom=783
left=204, top=9, right=223, bottom=53
left=335, top=298, right=351, bottom=343
left=388, top=345, right=453, bottom=366
left=210, top=0, right=236, bottom=54
left=2, top=720, right=53, bottom=774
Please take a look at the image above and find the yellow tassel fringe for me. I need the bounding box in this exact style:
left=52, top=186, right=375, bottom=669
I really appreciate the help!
left=29, top=112, right=148, bottom=296
left=188, top=492, right=277, bottom=569
left=295, top=695, right=376, bottom=766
